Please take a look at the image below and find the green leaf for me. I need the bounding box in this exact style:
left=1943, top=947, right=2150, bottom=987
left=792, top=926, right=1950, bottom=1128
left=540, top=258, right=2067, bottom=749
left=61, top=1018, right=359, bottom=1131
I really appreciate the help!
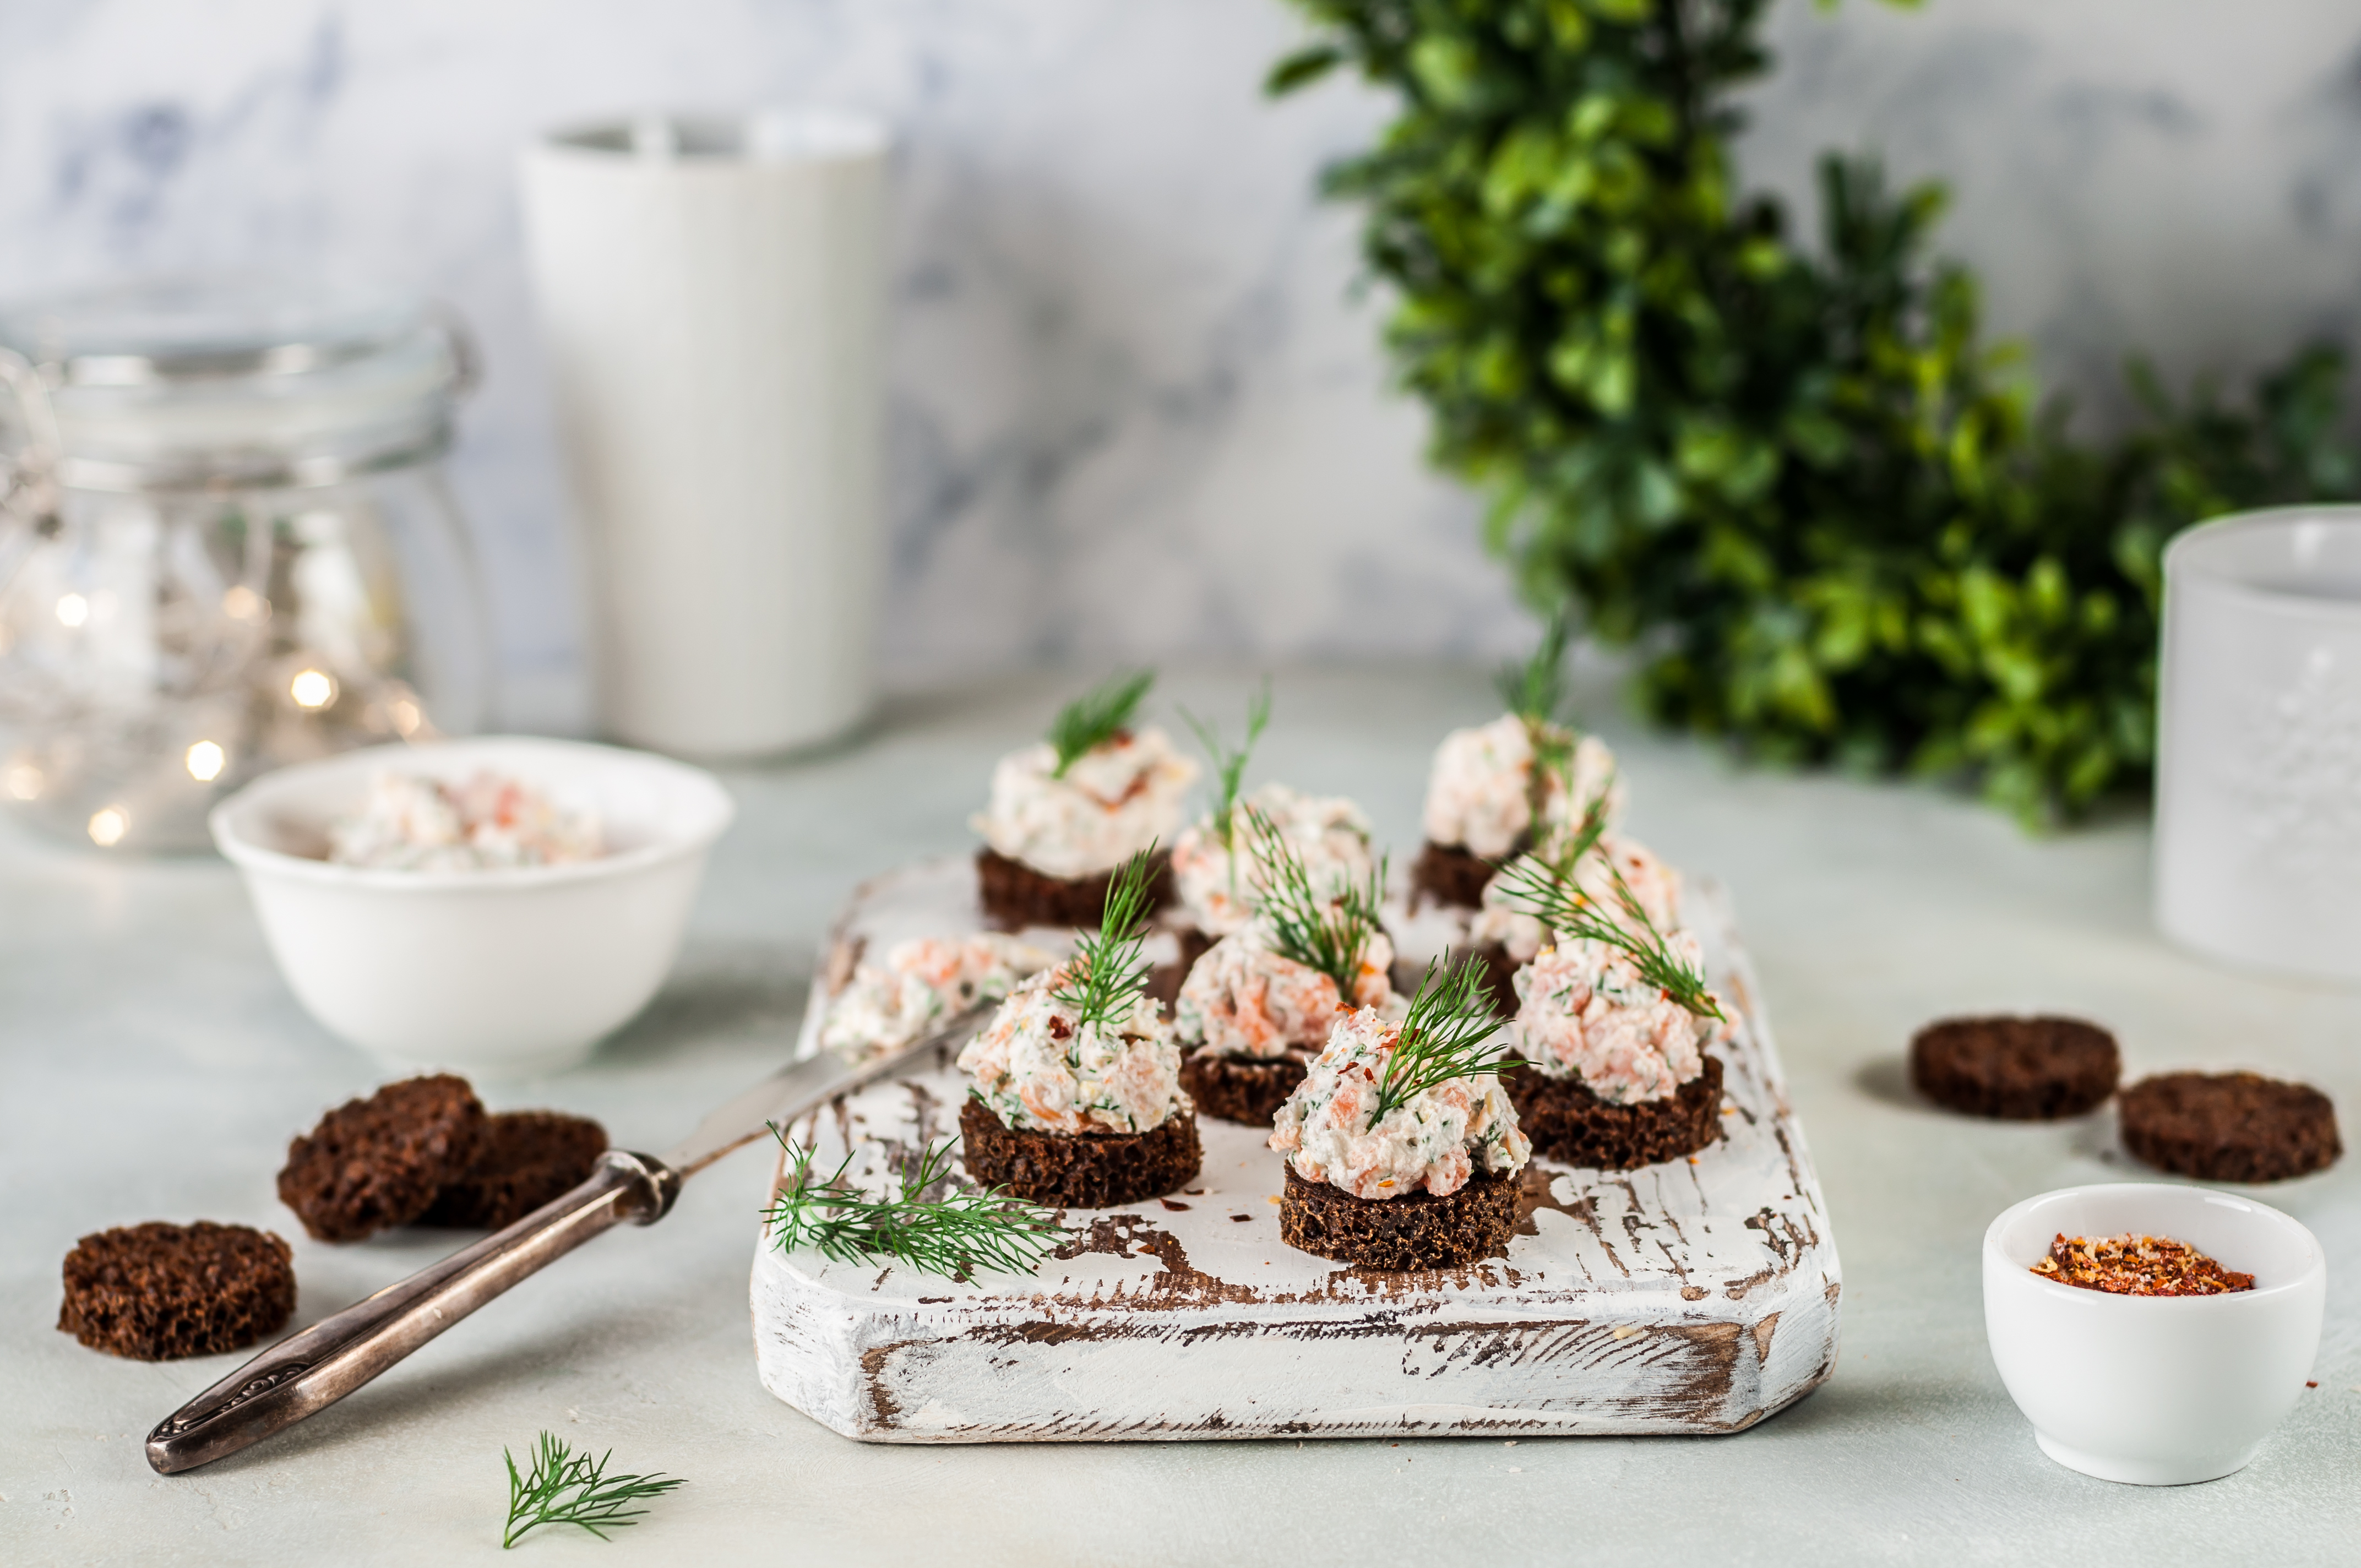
left=1265, top=45, right=1343, bottom=96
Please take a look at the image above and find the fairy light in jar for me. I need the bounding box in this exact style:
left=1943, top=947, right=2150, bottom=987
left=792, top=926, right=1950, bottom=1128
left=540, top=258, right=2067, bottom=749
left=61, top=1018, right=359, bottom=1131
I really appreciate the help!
left=388, top=697, right=422, bottom=737
left=55, top=593, right=89, bottom=628
left=289, top=668, right=336, bottom=710
left=4, top=762, right=41, bottom=801
left=222, top=585, right=266, bottom=623
left=87, top=806, right=128, bottom=847
left=185, top=741, right=227, bottom=783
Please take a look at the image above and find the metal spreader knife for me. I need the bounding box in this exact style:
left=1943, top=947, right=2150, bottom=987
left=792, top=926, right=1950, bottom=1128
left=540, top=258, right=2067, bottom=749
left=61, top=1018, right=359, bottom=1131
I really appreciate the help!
left=144, top=1001, right=992, bottom=1475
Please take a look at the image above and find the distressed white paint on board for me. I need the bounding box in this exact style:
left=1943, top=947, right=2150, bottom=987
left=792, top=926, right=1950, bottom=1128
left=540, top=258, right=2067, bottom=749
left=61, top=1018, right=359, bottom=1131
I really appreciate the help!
left=752, top=858, right=1841, bottom=1441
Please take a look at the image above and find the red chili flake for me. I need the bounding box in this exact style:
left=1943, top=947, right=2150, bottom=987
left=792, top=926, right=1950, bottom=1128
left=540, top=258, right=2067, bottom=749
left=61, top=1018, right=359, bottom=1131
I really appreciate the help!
left=2030, top=1233, right=2255, bottom=1297
left=1048, top=1016, right=1072, bottom=1040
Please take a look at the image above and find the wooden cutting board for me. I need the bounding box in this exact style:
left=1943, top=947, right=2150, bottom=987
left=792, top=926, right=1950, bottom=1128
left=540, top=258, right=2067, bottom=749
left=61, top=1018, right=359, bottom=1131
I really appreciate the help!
left=752, top=857, right=1841, bottom=1442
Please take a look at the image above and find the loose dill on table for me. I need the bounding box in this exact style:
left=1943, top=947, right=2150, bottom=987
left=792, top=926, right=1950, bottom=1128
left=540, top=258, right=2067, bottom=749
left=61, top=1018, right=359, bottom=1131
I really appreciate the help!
left=501, top=1431, right=683, bottom=1549
left=1490, top=848, right=1722, bottom=1021
left=761, top=1131, right=1064, bottom=1281
left=1179, top=678, right=1272, bottom=851
left=1245, top=803, right=1386, bottom=999
left=1369, top=954, right=1517, bottom=1121
left=1051, top=846, right=1158, bottom=1033
left=1048, top=668, right=1156, bottom=777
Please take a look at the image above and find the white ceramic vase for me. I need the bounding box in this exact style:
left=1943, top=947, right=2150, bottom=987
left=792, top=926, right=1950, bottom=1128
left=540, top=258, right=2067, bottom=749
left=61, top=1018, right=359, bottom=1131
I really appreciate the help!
left=2155, top=504, right=2361, bottom=981
left=521, top=111, right=889, bottom=758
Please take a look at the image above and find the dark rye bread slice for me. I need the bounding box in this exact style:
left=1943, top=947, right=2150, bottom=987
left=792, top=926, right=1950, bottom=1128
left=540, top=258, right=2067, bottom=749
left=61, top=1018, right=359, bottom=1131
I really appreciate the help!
left=278, top=1075, right=488, bottom=1242
left=1910, top=1015, right=2119, bottom=1120
left=1179, top=1049, right=1309, bottom=1127
left=2119, top=1072, right=2342, bottom=1184
left=1278, top=1163, right=1517, bottom=1270
left=420, top=1111, right=610, bottom=1230
left=1410, top=840, right=1500, bottom=911
left=58, top=1222, right=295, bottom=1361
left=959, top=1096, right=1200, bottom=1207
left=1506, top=1054, right=1724, bottom=1170
left=976, top=847, right=1176, bottom=931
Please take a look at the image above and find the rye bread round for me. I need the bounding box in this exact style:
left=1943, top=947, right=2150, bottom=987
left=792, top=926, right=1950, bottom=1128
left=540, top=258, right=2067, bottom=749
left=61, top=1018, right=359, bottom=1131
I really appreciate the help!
left=975, top=847, right=1176, bottom=930
left=1409, top=840, right=1499, bottom=911
left=1908, top=1015, right=2119, bottom=1119
left=58, top=1222, right=295, bottom=1361
left=1505, top=1054, right=1724, bottom=1169
left=1178, top=1049, right=1309, bottom=1126
left=1277, top=1163, right=1518, bottom=1270
left=958, top=1096, right=1200, bottom=1207
left=420, top=1110, right=609, bottom=1230
left=2119, top=1071, right=2342, bottom=1183
left=277, top=1074, right=488, bottom=1242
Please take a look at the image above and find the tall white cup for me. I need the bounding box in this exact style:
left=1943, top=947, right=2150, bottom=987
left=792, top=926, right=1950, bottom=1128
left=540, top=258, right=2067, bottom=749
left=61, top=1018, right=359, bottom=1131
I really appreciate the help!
left=521, top=111, right=888, bottom=757
left=2156, top=505, right=2361, bottom=982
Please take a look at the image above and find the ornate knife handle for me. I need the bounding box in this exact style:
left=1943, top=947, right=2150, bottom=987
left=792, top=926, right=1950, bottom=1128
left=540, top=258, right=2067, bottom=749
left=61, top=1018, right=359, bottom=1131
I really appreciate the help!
left=146, top=1150, right=681, bottom=1476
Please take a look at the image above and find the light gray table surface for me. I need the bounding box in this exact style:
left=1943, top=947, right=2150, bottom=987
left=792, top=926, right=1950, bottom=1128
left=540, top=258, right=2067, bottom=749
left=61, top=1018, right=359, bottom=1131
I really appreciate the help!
left=3, top=665, right=2355, bottom=1566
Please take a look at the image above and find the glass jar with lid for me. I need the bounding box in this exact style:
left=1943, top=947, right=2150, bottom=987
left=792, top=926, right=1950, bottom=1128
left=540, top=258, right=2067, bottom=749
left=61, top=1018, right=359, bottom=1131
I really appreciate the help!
left=0, top=277, right=489, bottom=852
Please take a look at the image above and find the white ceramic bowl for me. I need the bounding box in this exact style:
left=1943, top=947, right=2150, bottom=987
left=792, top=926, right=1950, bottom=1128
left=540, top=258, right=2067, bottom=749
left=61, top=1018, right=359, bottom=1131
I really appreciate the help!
left=1983, top=1183, right=2325, bottom=1485
left=211, top=737, right=735, bottom=1077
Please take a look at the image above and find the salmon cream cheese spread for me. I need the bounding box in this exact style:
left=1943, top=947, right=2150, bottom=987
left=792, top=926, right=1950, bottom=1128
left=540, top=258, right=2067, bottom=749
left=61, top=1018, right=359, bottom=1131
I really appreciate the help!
left=1175, top=920, right=1399, bottom=1060
left=1506, top=934, right=1720, bottom=1103
left=958, top=964, right=1186, bottom=1136
left=1171, top=783, right=1375, bottom=938
left=822, top=933, right=1056, bottom=1057
left=971, top=727, right=1197, bottom=880
left=329, top=771, right=602, bottom=871
left=1421, top=715, right=1619, bottom=860
left=1268, top=1008, right=1530, bottom=1199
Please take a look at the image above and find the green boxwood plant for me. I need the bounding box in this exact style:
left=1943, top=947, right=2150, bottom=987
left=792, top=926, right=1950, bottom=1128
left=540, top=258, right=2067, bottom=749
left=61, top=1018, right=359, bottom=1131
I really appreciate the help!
left=1271, top=0, right=2357, bottom=824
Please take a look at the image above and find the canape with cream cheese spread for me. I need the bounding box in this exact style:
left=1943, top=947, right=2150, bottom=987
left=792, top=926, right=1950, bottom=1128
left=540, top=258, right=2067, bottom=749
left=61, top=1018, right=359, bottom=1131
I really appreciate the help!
left=955, top=851, right=1202, bottom=1207
left=971, top=671, right=1198, bottom=929
left=1266, top=957, right=1531, bottom=1269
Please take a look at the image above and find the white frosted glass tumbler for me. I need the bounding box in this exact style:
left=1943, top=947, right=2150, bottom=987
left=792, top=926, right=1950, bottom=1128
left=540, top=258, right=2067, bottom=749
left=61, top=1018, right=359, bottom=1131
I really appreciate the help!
left=2156, top=505, right=2361, bottom=981
left=521, top=111, right=888, bottom=757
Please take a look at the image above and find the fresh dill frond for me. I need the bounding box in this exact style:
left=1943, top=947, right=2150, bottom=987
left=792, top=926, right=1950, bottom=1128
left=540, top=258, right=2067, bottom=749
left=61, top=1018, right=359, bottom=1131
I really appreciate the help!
left=1048, top=669, right=1156, bottom=777
left=1369, top=955, right=1517, bottom=1122
left=1536, top=788, right=1613, bottom=880
left=1179, top=679, right=1272, bottom=850
left=1490, top=848, right=1722, bottom=1021
left=1051, top=847, right=1158, bottom=1032
left=1494, top=610, right=1571, bottom=726
left=501, top=1431, right=683, bottom=1549
left=763, top=1131, right=1064, bottom=1281
left=1244, top=803, right=1385, bottom=999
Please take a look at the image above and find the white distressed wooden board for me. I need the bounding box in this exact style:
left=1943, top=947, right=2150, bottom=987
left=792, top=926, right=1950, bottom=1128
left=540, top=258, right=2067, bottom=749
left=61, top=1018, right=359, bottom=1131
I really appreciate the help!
left=752, top=857, right=1841, bottom=1442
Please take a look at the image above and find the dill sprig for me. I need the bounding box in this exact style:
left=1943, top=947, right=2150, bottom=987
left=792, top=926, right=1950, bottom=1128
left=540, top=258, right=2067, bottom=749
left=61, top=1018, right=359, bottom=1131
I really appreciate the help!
left=762, top=1131, right=1064, bottom=1280
left=1494, top=611, right=1571, bottom=726
left=1244, top=803, right=1386, bottom=999
left=501, top=1431, right=683, bottom=1549
left=1048, top=669, right=1155, bottom=777
left=1179, top=679, right=1272, bottom=851
left=1490, top=848, right=1722, bottom=1021
left=1051, top=847, right=1157, bottom=1033
left=1369, top=955, right=1516, bottom=1121
left=1497, top=613, right=1581, bottom=833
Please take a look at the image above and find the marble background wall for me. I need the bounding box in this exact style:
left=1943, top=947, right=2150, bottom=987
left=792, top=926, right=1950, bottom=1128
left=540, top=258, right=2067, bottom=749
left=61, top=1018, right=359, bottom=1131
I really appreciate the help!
left=1, top=0, right=2358, bottom=728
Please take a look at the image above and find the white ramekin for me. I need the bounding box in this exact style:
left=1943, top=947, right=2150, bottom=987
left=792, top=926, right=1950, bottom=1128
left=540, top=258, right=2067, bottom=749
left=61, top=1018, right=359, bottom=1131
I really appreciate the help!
left=1983, top=1183, right=2325, bottom=1485
left=211, top=736, right=735, bottom=1077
